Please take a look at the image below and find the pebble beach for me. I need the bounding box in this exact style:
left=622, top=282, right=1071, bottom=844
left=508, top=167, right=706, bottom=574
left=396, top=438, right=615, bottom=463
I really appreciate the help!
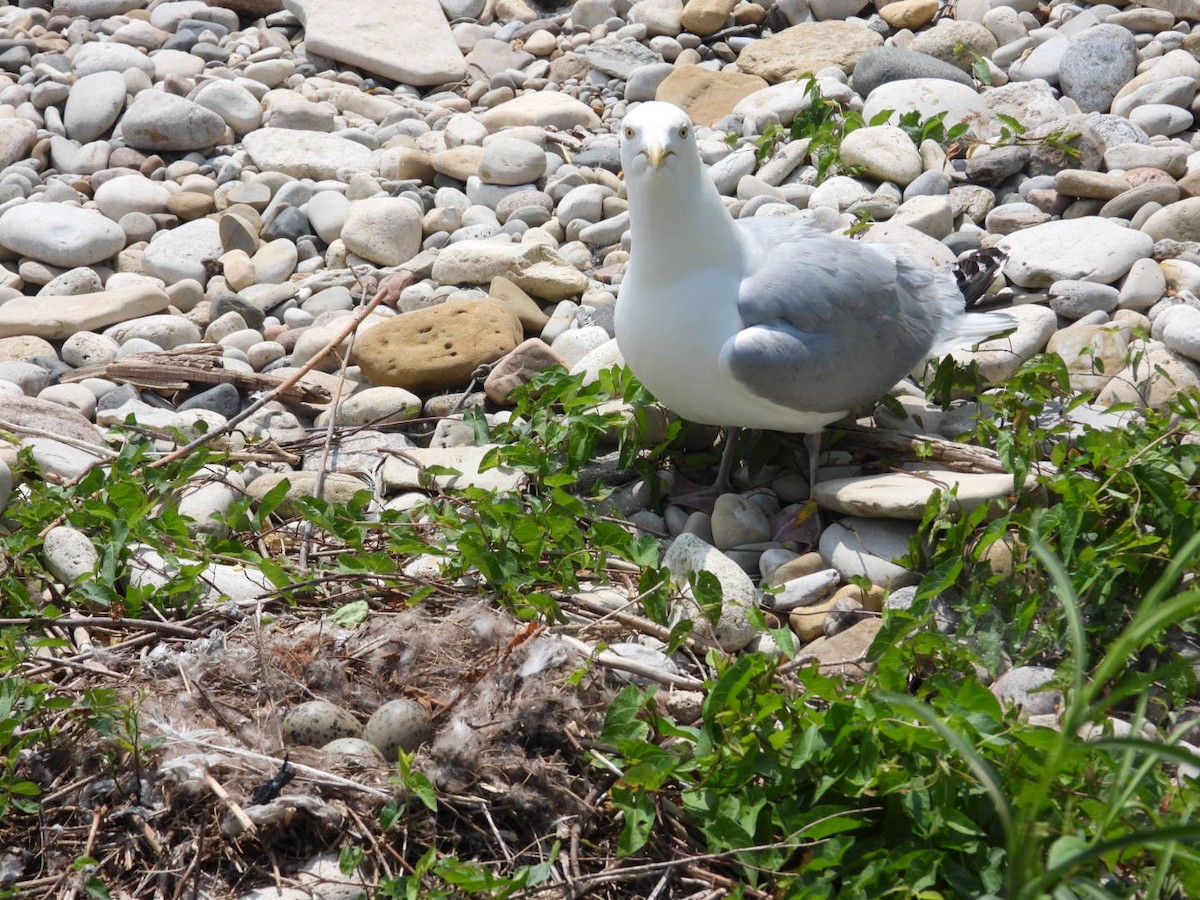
left=2, top=0, right=1200, bottom=895
left=0, top=0, right=1197, bottom=671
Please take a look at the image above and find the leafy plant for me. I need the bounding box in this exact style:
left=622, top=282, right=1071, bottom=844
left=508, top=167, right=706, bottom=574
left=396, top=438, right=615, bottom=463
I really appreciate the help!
left=0, top=632, right=153, bottom=830
left=572, top=341, right=1200, bottom=896
left=1040, top=126, right=1085, bottom=158
left=0, top=632, right=61, bottom=819
left=744, top=77, right=970, bottom=182
left=380, top=367, right=669, bottom=621
left=995, top=113, right=1028, bottom=146
left=916, top=352, right=1200, bottom=669
left=595, top=535, right=1200, bottom=896
left=0, top=435, right=212, bottom=618
left=989, top=114, right=1082, bottom=158
left=970, top=50, right=993, bottom=86
left=846, top=207, right=876, bottom=237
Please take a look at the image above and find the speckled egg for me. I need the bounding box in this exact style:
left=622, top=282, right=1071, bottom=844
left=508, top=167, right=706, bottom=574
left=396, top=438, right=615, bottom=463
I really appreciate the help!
left=362, top=699, right=433, bottom=760
left=281, top=700, right=361, bottom=747
left=321, top=737, right=386, bottom=765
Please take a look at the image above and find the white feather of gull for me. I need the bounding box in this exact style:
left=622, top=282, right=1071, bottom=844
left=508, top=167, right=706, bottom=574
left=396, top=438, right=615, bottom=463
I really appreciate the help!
left=447, top=716, right=473, bottom=742
left=147, top=718, right=390, bottom=798
left=516, top=635, right=571, bottom=678
left=605, top=641, right=679, bottom=674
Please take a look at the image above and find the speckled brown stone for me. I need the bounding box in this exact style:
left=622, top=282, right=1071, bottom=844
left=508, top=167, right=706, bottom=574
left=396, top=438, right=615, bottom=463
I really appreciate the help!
left=352, top=298, right=523, bottom=394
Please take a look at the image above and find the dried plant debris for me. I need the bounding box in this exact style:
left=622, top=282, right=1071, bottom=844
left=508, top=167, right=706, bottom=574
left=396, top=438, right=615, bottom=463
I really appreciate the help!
left=0, top=598, right=637, bottom=899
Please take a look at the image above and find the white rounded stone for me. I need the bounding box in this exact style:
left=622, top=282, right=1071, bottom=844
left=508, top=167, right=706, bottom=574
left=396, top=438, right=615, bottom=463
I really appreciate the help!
left=193, top=79, right=264, bottom=135
left=94, top=174, right=173, bottom=220
left=141, top=218, right=224, bottom=285
left=838, top=125, right=922, bottom=186
left=60, top=332, right=121, bottom=368
left=64, top=70, right=127, bottom=143
left=118, top=90, right=228, bottom=152
left=0, top=204, right=125, bottom=268
left=37, top=383, right=98, bottom=419
left=43, top=525, right=98, bottom=585
left=998, top=217, right=1154, bottom=288
left=304, top=190, right=351, bottom=244
left=340, top=197, right=423, bottom=266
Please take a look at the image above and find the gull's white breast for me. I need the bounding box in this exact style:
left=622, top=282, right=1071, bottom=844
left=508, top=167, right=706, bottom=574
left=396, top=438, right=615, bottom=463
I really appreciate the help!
left=615, top=264, right=846, bottom=433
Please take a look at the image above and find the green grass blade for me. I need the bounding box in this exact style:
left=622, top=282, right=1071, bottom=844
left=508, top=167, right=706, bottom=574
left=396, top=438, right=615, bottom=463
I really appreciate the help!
left=1030, top=538, right=1088, bottom=733
left=1088, top=588, right=1200, bottom=706
left=1023, top=824, right=1200, bottom=894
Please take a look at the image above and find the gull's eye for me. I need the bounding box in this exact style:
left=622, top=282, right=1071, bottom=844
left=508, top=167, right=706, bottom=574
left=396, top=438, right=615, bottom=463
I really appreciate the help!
left=679, top=125, right=689, bottom=139
left=624, top=125, right=634, bottom=139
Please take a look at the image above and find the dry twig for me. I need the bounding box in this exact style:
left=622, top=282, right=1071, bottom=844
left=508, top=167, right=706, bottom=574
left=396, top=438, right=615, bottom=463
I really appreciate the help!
left=149, top=274, right=404, bottom=472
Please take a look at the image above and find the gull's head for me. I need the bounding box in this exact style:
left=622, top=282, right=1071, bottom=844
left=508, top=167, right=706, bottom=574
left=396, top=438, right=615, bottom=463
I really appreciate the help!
left=619, top=101, right=698, bottom=183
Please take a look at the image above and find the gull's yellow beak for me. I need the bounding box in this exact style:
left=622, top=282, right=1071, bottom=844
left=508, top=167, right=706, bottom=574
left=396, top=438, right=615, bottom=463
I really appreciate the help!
left=645, top=142, right=668, bottom=169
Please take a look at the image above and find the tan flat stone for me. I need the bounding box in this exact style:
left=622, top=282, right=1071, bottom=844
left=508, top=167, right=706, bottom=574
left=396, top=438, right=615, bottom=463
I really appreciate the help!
left=484, top=338, right=566, bottom=404
left=655, top=65, right=768, bottom=126
left=352, top=298, right=523, bottom=394
left=0, top=335, right=56, bottom=361
left=813, top=468, right=1019, bottom=520
left=879, top=0, right=939, bottom=29
left=791, top=618, right=883, bottom=679
left=681, top=0, right=738, bottom=36
left=488, top=276, right=550, bottom=331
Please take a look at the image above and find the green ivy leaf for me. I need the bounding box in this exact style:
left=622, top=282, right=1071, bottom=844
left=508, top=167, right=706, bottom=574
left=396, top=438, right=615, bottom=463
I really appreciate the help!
left=328, top=600, right=370, bottom=626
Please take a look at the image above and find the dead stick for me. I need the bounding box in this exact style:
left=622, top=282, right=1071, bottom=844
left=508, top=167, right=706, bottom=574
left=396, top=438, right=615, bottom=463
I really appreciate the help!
left=831, top=423, right=1056, bottom=478
left=20, top=610, right=230, bottom=678
left=150, top=729, right=391, bottom=798
left=560, top=635, right=705, bottom=689
left=62, top=806, right=105, bottom=900
left=0, top=616, right=201, bottom=639
left=0, top=417, right=118, bottom=457
left=564, top=594, right=718, bottom=652
left=297, top=269, right=376, bottom=571
left=203, top=771, right=256, bottom=836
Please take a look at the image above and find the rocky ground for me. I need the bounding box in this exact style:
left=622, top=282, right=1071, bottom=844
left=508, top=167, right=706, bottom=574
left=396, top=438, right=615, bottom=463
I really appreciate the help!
left=1, top=0, right=1200, bottom=896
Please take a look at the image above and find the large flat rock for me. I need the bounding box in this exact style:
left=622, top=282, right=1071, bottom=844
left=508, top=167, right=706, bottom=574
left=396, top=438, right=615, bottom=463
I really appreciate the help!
left=242, top=128, right=373, bottom=180
left=998, top=216, right=1154, bottom=288
left=655, top=65, right=768, bottom=127
left=284, top=0, right=465, bottom=88
left=0, top=395, right=105, bottom=446
left=0, top=285, right=171, bottom=339
left=737, top=21, right=883, bottom=82
left=814, top=468, right=1019, bottom=519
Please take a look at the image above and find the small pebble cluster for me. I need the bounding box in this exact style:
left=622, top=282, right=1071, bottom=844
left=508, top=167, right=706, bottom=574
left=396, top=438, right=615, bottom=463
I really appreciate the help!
left=2, top=0, right=1199, bottom=698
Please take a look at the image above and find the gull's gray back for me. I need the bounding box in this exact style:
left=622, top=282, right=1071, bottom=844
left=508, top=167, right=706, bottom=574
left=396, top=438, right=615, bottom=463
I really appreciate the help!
left=723, top=217, right=965, bottom=416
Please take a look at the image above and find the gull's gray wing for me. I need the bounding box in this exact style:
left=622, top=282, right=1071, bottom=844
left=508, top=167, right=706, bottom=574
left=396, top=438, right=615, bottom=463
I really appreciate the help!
left=721, top=217, right=961, bottom=415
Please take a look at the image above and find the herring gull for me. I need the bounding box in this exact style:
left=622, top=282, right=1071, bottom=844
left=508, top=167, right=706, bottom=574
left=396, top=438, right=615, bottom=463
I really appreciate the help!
left=614, top=101, right=1015, bottom=492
